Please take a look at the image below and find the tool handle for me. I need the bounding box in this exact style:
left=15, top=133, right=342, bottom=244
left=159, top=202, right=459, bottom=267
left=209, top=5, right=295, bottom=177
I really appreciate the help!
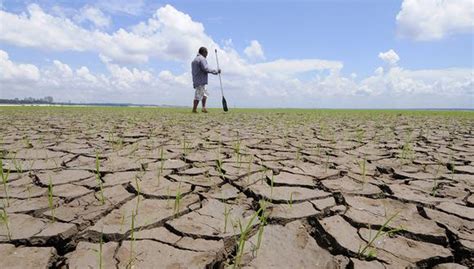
left=215, top=49, right=224, bottom=97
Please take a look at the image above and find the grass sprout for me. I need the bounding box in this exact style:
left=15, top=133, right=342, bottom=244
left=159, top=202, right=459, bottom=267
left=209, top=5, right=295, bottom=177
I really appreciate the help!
left=0, top=159, right=10, bottom=206
left=233, top=202, right=268, bottom=268
left=358, top=212, right=402, bottom=259
left=233, top=209, right=261, bottom=269
left=254, top=200, right=269, bottom=256
left=135, top=177, right=141, bottom=214
left=358, top=157, right=367, bottom=184
left=128, top=210, right=137, bottom=268
left=0, top=207, right=11, bottom=240
left=223, top=204, right=231, bottom=233
left=92, top=229, right=104, bottom=269
left=287, top=192, right=294, bottom=208
left=47, top=176, right=55, bottom=222
left=95, top=152, right=106, bottom=205
left=174, top=183, right=182, bottom=217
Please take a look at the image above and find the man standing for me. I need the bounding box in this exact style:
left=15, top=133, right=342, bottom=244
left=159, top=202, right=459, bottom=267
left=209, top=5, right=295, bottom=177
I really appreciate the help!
left=191, top=47, right=220, bottom=113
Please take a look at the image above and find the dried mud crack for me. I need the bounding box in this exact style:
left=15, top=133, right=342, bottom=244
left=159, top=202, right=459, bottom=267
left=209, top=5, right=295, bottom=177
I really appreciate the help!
left=1, top=107, right=473, bottom=268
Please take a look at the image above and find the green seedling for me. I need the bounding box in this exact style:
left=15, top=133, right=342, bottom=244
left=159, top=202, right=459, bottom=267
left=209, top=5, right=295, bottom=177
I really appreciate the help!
left=233, top=206, right=265, bottom=268
left=430, top=159, right=443, bottom=197
left=159, top=146, right=165, bottom=175
left=234, top=139, right=241, bottom=164
left=356, top=128, right=364, bottom=144
left=23, top=136, right=33, bottom=148
left=95, top=152, right=106, bottom=205
left=135, top=177, right=141, bottom=214
left=115, top=137, right=124, bottom=151
left=287, top=192, right=294, bottom=208
left=12, top=158, right=23, bottom=174
left=400, top=141, right=414, bottom=164
left=430, top=179, right=440, bottom=197
left=92, top=229, right=104, bottom=269
left=358, top=212, right=402, bottom=259
left=48, top=177, right=55, bottom=222
left=128, top=210, right=137, bottom=268
left=358, top=158, right=367, bottom=184
left=174, top=183, right=182, bottom=217
left=0, top=207, right=11, bottom=240
left=254, top=200, right=269, bottom=256
left=223, top=204, right=231, bottom=233
left=0, top=159, right=10, bottom=206
left=216, top=159, right=224, bottom=176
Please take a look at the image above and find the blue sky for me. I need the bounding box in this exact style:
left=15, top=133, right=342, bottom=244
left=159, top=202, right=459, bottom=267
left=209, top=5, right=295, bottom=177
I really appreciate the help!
left=0, top=0, right=473, bottom=108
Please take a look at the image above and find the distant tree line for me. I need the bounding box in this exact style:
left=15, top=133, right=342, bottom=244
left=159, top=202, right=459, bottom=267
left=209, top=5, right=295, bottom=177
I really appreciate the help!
left=0, top=96, right=54, bottom=104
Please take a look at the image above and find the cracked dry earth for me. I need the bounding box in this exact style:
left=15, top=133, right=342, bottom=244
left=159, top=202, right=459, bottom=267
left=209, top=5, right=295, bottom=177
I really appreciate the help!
left=0, top=107, right=473, bottom=269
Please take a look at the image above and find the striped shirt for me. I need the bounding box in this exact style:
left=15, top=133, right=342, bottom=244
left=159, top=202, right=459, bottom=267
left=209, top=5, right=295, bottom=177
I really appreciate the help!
left=191, top=54, right=218, bottom=88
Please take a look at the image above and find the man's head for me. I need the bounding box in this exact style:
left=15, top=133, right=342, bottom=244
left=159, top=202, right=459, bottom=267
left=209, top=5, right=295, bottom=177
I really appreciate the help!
left=198, top=47, right=208, bottom=58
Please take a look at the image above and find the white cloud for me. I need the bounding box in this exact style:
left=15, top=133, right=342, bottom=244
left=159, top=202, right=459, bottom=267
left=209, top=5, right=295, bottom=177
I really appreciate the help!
left=0, top=4, right=212, bottom=63
left=254, top=59, right=342, bottom=76
left=359, top=67, right=473, bottom=97
left=76, top=66, right=97, bottom=83
left=0, top=50, right=40, bottom=82
left=74, top=6, right=111, bottom=29
left=378, top=49, right=400, bottom=65
left=244, top=40, right=265, bottom=61
left=396, top=0, right=474, bottom=40
left=374, top=67, right=384, bottom=76
left=0, top=4, right=472, bottom=108
left=2, top=50, right=471, bottom=108
left=52, top=60, right=73, bottom=78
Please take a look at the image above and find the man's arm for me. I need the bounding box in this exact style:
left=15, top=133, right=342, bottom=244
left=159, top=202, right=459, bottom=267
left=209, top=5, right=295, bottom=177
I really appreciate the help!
left=200, top=58, right=219, bottom=75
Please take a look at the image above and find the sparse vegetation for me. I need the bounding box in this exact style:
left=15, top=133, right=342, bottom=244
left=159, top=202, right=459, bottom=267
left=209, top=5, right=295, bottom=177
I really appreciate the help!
left=48, top=177, right=55, bottom=222
left=0, top=159, right=10, bottom=206
left=0, top=107, right=471, bottom=268
left=174, top=183, right=182, bottom=216
left=358, top=212, right=403, bottom=259
left=233, top=207, right=263, bottom=269
left=95, top=152, right=106, bottom=205
left=0, top=207, right=11, bottom=240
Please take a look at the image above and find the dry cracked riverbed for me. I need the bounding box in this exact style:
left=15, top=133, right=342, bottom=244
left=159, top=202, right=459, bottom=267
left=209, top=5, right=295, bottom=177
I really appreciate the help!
left=0, top=107, right=473, bottom=269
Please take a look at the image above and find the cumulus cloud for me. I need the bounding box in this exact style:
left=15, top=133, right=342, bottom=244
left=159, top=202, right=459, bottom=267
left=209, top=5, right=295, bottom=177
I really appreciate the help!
left=2, top=49, right=472, bottom=108
left=244, top=40, right=265, bottom=61
left=0, top=4, right=472, bottom=108
left=359, top=67, right=473, bottom=98
left=0, top=50, right=40, bottom=82
left=378, top=49, right=400, bottom=65
left=396, top=0, right=474, bottom=40
left=74, top=6, right=111, bottom=29
left=255, top=59, right=342, bottom=75
left=0, top=4, right=213, bottom=63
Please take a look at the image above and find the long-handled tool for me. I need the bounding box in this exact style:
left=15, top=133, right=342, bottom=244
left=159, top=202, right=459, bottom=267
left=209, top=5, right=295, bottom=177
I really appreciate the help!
left=215, top=49, right=228, bottom=112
